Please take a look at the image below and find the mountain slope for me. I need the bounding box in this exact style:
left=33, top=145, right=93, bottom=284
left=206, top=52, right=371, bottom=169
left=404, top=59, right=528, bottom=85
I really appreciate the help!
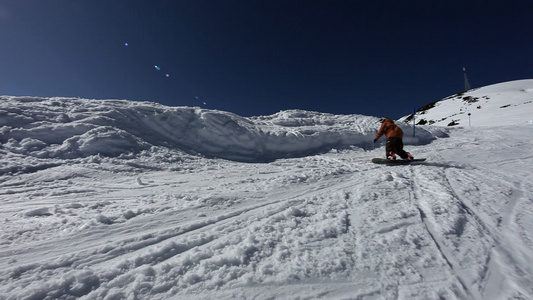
left=399, top=79, right=533, bottom=127
left=0, top=92, right=532, bottom=299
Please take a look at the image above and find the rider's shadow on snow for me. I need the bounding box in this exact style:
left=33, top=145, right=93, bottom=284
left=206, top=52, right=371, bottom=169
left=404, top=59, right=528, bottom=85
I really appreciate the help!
left=421, top=161, right=469, bottom=169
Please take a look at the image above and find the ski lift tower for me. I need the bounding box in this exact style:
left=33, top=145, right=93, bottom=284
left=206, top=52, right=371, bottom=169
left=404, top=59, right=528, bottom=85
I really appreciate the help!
left=463, top=67, right=471, bottom=91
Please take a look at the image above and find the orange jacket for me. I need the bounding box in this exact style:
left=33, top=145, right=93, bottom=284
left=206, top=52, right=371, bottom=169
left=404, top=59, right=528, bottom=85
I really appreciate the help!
left=375, top=119, right=403, bottom=140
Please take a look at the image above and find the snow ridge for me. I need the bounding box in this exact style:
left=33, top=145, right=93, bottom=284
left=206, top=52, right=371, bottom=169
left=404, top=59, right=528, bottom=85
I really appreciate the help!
left=0, top=96, right=445, bottom=162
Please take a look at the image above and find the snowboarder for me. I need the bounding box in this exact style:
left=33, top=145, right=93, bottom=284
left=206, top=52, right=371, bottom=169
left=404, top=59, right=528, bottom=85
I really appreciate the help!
left=374, top=117, right=414, bottom=160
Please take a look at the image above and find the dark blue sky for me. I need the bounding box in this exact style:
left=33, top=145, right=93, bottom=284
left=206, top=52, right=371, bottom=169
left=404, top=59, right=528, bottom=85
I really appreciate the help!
left=0, top=1, right=531, bottom=118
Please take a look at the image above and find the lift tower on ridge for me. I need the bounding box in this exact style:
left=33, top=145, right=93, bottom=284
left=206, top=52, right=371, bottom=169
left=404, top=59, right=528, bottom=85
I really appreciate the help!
left=463, top=67, right=471, bottom=91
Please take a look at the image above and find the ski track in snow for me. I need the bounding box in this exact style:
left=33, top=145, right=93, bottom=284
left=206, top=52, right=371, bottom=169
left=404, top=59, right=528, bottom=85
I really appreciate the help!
left=1, top=95, right=533, bottom=299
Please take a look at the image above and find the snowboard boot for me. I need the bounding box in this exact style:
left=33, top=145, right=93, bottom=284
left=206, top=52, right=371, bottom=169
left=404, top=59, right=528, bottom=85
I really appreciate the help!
left=406, top=153, right=414, bottom=160
left=387, top=152, right=396, bottom=160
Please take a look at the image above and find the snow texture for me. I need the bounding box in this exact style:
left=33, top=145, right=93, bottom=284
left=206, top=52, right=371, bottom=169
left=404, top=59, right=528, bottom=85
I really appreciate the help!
left=1, top=79, right=532, bottom=300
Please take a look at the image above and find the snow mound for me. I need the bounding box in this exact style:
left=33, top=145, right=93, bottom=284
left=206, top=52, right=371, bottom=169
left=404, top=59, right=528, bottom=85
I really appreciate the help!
left=399, top=79, right=533, bottom=127
left=0, top=96, right=446, bottom=162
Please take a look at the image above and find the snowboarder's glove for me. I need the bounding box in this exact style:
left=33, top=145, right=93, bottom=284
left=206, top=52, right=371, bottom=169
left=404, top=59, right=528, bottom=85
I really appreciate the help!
left=373, top=139, right=377, bottom=143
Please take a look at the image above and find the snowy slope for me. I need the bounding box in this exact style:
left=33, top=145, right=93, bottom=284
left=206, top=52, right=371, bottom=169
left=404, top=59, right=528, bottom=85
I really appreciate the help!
left=399, top=79, right=533, bottom=127
left=1, top=94, right=532, bottom=300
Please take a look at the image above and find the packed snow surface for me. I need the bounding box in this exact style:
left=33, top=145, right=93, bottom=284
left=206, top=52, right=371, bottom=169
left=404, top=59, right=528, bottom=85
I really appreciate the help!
left=1, top=87, right=532, bottom=299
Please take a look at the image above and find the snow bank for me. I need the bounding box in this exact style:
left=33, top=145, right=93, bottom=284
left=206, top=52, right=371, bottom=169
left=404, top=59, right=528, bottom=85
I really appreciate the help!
left=0, top=96, right=446, bottom=162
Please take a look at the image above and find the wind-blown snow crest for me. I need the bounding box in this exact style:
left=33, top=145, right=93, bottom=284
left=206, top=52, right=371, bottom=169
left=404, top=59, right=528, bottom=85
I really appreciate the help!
left=0, top=96, right=445, bottom=162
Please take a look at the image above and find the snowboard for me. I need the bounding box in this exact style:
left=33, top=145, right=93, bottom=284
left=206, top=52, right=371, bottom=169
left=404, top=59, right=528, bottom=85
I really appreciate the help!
left=372, top=158, right=426, bottom=164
